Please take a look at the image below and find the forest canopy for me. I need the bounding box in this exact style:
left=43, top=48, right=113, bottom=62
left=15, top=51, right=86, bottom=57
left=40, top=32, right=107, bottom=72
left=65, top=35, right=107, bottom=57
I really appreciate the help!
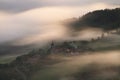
left=66, top=8, right=120, bottom=32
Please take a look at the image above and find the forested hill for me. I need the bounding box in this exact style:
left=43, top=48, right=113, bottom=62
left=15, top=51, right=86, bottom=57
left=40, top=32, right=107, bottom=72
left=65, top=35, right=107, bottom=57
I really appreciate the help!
left=67, top=8, right=120, bottom=31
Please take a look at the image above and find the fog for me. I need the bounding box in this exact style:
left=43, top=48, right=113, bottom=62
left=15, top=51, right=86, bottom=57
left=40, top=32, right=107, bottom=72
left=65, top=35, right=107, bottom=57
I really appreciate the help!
left=0, top=1, right=120, bottom=80
left=32, top=50, right=120, bottom=80
left=0, top=3, right=119, bottom=45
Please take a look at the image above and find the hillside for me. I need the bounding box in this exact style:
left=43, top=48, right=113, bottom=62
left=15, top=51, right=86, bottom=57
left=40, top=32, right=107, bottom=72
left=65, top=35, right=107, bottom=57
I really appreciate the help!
left=66, top=8, right=120, bottom=32
left=1, top=34, right=120, bottom=80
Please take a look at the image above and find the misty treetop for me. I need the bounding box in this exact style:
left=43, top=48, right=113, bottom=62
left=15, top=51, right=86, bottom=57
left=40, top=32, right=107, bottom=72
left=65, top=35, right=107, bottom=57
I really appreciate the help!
left=67, top=8, right=120, bottom=32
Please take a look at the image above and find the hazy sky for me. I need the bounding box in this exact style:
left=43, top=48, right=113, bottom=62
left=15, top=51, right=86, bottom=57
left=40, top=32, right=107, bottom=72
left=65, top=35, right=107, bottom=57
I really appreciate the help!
left=0, top=0, right=119, bottom=45
left=0, top=0, right=119, bottom=13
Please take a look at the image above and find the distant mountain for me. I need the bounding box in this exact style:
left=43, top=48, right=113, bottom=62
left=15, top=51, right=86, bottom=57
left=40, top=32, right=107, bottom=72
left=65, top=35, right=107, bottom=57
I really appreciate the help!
left=66, top=8, right=120, bottom=31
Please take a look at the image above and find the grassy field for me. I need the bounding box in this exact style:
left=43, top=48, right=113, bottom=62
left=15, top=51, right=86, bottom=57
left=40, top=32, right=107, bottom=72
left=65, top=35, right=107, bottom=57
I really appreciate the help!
left=0, top=55, right=18, bottom=64
left=87, top=34, right=120, bottom=51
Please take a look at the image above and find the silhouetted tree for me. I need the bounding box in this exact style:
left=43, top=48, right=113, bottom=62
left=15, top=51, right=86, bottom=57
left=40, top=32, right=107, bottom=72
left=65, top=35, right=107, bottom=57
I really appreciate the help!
left=66, top=8, right=120, bottom=36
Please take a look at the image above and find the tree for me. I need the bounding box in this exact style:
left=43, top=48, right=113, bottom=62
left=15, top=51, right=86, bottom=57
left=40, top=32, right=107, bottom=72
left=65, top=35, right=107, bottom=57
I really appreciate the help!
left=66, top=8, right=120, bottom=36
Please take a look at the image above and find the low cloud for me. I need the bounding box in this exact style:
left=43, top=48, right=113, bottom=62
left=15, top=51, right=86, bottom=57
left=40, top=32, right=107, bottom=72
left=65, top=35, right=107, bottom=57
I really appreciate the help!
left=0, top=3, right=119, bottom=45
